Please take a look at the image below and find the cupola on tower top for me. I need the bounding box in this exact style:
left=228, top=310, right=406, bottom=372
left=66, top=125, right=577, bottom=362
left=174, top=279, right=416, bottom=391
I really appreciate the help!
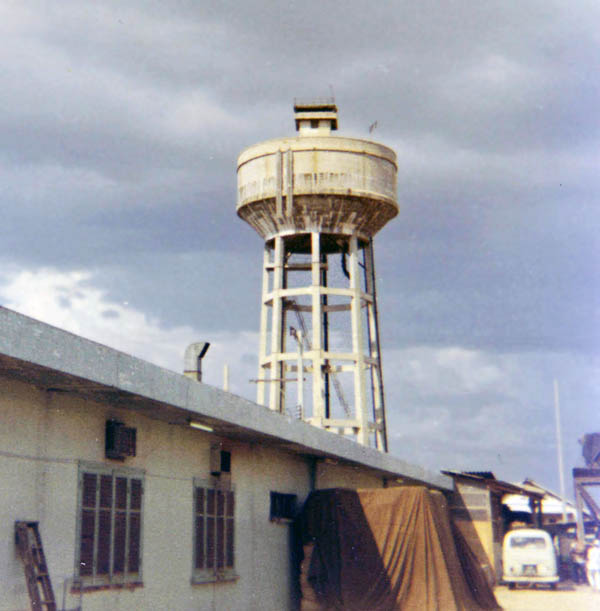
left=293, top=98, right=338, bottom=135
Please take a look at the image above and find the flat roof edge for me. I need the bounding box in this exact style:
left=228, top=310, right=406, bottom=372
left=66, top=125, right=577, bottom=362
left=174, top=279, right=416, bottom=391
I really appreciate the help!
left=0, top=307, right=452, bottom=490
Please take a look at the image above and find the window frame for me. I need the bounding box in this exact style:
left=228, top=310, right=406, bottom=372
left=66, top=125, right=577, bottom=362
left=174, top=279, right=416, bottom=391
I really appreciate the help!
left=192, top=478, right=237, bottom=584
left=75, top=461, right=144, bottom=588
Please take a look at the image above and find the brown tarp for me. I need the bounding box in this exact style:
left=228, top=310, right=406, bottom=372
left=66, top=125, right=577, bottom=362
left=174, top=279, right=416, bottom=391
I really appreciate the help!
left=296, top=487, right=500, bottom=611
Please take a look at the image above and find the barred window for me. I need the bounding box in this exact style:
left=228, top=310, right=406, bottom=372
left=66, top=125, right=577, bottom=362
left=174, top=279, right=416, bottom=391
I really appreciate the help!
left=77, top=463, right=143, bottom=586
left=193, top=480, right=236, bottom=583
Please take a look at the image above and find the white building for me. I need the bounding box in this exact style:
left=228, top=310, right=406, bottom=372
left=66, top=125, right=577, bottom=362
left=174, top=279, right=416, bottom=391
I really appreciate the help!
left=503, top=478, right=582, bottom=525
left=0, top=306, right=450, bottom=610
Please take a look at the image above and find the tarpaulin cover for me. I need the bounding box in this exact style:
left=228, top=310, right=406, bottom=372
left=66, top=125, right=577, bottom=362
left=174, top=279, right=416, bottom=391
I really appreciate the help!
left=296, top=487, right=500, bottom=611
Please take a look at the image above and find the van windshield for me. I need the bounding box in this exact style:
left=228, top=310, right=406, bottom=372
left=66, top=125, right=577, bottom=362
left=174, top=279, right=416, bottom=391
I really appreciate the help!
left=509, top=536, right=547, bottom=549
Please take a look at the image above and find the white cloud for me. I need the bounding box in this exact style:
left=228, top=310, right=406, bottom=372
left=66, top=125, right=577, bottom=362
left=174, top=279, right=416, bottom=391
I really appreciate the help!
left=0, top=266, right=259, bottom=399
left=383, top=344, right=600, bottom=486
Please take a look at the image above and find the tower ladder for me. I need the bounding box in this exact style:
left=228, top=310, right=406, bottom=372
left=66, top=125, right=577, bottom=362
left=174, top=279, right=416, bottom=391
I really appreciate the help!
left=15, top=521, right=57, bottom=611
left=289, top=300, right=352, bottom=418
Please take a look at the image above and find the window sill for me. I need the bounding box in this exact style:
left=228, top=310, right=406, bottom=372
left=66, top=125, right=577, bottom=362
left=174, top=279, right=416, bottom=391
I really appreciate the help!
left=72, top=581, right=143, bottom=593
left=192, top=572, right=239, bottom=585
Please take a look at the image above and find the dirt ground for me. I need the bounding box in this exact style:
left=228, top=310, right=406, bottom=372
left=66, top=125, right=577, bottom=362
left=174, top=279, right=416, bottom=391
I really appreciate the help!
left=494, top=582, right=600, bottom=610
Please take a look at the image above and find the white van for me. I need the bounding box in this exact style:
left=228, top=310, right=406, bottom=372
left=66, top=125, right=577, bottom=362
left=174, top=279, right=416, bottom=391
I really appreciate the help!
left=502, top=528, right=559, bottom=589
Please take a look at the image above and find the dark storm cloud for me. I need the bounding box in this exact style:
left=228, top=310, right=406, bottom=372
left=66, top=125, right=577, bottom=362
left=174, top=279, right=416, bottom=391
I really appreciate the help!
left=1, top=0, right=598, bottom=492
left=0, top=0, right=598, bottom=354
left=375, top=181, right=599, bottom=352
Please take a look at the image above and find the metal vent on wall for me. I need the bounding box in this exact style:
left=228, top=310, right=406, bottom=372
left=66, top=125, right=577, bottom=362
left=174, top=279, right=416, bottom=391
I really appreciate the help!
left=105, top=420, right=137, bottom=460
left=270, top=492, right=297, bottom=522
left=210, top=443, right=231, bottom=476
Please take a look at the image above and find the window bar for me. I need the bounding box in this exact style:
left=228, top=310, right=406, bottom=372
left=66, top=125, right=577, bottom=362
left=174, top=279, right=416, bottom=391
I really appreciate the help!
left=109, top=472, right=116, bottom=583
left=216, top=490, right=224, bottom=570
left=226, top=490, right=234, bottom=569
left=135, top=479, right=143, bottom=575
left=92, top=474, right=100, bottom=583
left=124, top=477, right=131, bottom=576
left=202, top=487, right=207, bottom=573
left=196, top=487, right=205, bottom=571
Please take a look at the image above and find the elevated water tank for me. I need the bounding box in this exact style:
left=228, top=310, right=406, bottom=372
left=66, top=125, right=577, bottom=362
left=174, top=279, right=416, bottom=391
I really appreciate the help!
left=236, top=101, right=398, bottom=450
left=237, top=99, right=398, bottom=249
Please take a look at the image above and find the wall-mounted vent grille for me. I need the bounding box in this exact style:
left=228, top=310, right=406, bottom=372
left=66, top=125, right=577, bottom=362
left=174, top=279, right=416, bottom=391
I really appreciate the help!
left=270, top=492, right=297, bottom=522
left=220, top=450, right=231, bottom=473
left=105, top=420, right=137, bottom=460
left=210, top=444, right=231, bottom=476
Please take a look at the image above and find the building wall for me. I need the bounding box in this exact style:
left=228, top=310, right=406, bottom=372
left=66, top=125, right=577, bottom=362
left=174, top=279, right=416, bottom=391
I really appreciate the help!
left=314, top=459, right=385, bottom=490
left=0, top=374, right=386, bottom=611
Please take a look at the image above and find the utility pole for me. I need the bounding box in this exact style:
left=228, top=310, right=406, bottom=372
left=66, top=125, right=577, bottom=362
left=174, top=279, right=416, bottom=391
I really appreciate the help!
left=554, top=379, right=567, bottom=522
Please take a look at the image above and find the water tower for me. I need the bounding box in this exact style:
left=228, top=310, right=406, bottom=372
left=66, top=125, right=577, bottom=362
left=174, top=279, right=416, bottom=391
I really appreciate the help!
left=237, top=100, right=398, bottom=450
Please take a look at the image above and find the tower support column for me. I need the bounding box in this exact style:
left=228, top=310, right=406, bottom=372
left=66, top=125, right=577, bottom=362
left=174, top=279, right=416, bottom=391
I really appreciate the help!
left=310, top=232, right=325, bottom=423
left=257, top=244, right=270, bottom=406
left=364, top=241, right=388, bottom=451
left=269, top=236, right=286, bottom=412
left=349, top=235, right=370, bottom=446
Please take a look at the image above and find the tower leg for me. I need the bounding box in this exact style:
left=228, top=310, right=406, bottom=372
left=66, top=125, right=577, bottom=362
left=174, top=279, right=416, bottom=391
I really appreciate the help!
left=269, top=236, right=286, bottom=412
left=364, top=240, right=388, bottom=451
left=348, top=235, right=369, bottom=446
left=311, top=232, right=324, bottom=424
left=257, top=245, right=270, bottom=406
left=321, top=252, right=330, bottom=418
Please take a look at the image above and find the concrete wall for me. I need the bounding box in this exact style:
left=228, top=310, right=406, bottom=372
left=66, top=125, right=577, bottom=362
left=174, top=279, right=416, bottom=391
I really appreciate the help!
left=0, top=374, right=386, bottom=611
left=315, top=459, right=385, bottom=490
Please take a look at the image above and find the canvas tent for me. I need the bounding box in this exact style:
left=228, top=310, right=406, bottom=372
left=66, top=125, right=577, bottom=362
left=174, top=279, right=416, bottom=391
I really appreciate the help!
left=296, top=487, right=500, bottom=611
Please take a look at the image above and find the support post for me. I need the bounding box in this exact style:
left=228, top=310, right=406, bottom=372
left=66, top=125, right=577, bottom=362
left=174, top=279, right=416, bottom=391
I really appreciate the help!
left=364, top=240, right=388, bottom=451
left=311, top=232, right=324, bottom=422
left=269, top=237, right=285, bottom=412
left=575, top=478, right=585, bottom=545
left=349, top=235, right=369, bottom=446
left=257, top=245, right=270, bottom=406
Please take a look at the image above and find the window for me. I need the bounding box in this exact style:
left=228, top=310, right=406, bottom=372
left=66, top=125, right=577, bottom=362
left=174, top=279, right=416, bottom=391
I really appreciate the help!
left=76, top=463, right=144, bottom=587
left=193, top=479, right=236, bottom=583
left=509, top=536, right=547, bottom=549
left=270, top=492, right=297, bottom=522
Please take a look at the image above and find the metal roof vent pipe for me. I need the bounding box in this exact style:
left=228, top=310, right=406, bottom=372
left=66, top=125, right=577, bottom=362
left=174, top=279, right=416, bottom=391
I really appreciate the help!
left=184, top=342, right=210, bottom=382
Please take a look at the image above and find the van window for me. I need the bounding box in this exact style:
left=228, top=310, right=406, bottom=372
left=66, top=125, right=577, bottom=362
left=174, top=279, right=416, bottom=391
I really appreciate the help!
left=510, top=536, right=547, bottom=549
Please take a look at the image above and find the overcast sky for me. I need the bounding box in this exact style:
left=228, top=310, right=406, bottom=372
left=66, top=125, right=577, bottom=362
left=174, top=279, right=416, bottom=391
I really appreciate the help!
left=1, top=1, right=598, bottom=495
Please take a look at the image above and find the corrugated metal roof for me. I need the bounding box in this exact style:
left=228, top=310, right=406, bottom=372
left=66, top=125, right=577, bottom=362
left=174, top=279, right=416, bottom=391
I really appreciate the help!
left=442, top=470, right=543, bottom=498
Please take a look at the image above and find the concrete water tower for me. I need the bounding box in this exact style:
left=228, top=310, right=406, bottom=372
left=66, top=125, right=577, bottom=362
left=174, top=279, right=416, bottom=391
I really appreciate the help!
left=237, top=100, right=398, bottom=450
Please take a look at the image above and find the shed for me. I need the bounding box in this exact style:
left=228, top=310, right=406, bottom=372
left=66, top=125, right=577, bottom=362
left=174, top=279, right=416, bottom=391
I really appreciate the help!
left=442, top=471, right=543, bottom=584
